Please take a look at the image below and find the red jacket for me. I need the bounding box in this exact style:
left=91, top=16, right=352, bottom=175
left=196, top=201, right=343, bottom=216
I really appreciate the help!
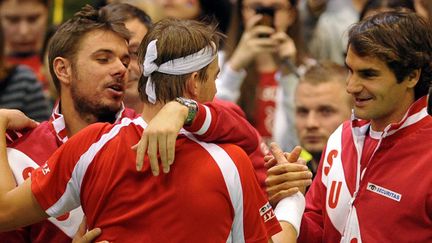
left=0, top=103, right=137, bottom=243
left=299, top=96, right=432, bottom=243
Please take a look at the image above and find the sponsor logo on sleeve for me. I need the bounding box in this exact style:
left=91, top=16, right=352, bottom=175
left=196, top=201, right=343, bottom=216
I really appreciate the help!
left=259, top=202, right=276, bottom=222
left=367, top=182, right=401, bottom=202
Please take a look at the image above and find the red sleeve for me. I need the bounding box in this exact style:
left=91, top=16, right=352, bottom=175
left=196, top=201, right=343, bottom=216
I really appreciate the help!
left=222, top=144, right=282, bottom=242
left=298, top=148, right=327, bottom=242
left=31, top=123, right=109, bottom=216
left=186, top=100, right=259, bottom=155
left=0, top=228, right=30, bottom=243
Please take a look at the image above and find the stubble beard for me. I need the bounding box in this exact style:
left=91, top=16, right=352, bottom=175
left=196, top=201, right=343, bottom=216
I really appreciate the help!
left=70, top=81, right=120, bottom=124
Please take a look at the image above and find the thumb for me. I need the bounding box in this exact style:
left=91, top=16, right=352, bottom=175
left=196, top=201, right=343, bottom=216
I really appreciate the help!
left=287, top=146, right=302, bottom=163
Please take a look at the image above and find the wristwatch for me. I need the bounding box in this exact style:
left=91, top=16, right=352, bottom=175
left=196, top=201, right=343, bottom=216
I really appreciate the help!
left=175, top=97, right=198, bottom=126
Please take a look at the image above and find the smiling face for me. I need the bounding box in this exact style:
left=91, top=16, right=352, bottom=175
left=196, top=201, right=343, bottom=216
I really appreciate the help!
left=345, top=46, right=417, bottom=131
left=0, top=0, right=48, bottom=54
left=69, top=29, right=130, bottom=122
left=295, top=80, right=351, bottom=154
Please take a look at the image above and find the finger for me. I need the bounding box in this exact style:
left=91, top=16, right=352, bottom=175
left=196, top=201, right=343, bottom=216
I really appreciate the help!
left=266, top=170, right=313, bottom=186
left=245, top=14, right=264, bottom=30
left=166, top=134, right=176, bottom=166
left=250, top=29, right=276, bottom=40
left=147, top=133, right=159, bottom=176
left=135, top=136, right=148, bottom=171
left=269, top=142, right=288, bottom=165
left=158, top=133, right=169, bottom=174
left=269, top=187, right=299, bottom=207
left=296, top=158, right=308, bottom=166
left=264, top=158, right=277, bottom=169
left=28, top=119, right=39, bottom=128
left=131, top=143, right=138, bottom=151
left=270, top=31, right=291, bottom=42
left=79, top=228, right=102, bottom=243
left=250, top=37, right=278, bottom=47
left=264, top=155, right=274, bottom=162
left=76, top=216, right=87, bottom=235
left=267, top=161, right=308, bottom=176
left=287, top=146, right=303, bottom=163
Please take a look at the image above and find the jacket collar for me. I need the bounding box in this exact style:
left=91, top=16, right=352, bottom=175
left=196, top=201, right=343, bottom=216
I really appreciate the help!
left=50, top=100, right=127, bottom=144
left=350, top=96, right=428, bottom=138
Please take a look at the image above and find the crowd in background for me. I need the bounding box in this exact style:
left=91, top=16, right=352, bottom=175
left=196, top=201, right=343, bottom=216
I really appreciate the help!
left=1, top=0, right=431, bottom=150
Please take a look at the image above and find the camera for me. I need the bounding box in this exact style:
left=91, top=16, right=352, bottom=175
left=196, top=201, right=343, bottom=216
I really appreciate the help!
left=254, top=6, right=275, bottom=38
left=254, top=6, right=275, bottom=28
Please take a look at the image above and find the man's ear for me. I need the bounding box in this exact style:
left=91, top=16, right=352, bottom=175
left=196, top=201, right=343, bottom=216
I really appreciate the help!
left=185, top=71, right=200, bottom=99
left=406, top=69, right=421, bottom=88
left=53, top=57, right=72, bottom=86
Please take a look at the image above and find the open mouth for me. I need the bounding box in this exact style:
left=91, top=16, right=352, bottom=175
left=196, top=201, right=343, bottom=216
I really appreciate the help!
left=108, top=83, right=125, bottom=92
left=354, top=97, right=373, bottom=106
left=106, top=83, right=125, bottom=98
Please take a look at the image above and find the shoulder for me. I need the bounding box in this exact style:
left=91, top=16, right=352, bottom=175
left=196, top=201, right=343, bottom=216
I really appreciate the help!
left=213, top=143, right=255, bottom=174
left=67, top=117, right=143, bottom=154
left=218, top=143, right=249, bottom=161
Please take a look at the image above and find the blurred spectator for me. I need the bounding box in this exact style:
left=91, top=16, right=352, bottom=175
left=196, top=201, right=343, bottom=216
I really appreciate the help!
left=217, top=0, right=306, bottom=149
left=0, top=0, right=49, bottom=93
left=104, top=3, right=152, bottom=113
left=414, top=0, right=432, bottom=20
left=40, top=25, right=58, bottom=106
left=155, top=0, right=233, bottom=35
left=93, top=0, right=164, bottom=22
left=0, top=18, right=50, bottom=122
left=306, top=0, right=364, bottom=64
left=360, top=0, right=414, bottom=19
left=293, top=61, right=351, bottom=177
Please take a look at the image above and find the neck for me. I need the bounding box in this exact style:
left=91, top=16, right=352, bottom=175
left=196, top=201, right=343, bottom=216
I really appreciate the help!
left=61, top=91, right=98, bottom=137
left=370, top=93, right=415, bottom=132
left=141, top=102, right=165, bottom=123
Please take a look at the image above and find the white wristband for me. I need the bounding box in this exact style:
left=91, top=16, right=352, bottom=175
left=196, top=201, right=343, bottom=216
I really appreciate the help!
left=274, top=192, right=306, bottom=237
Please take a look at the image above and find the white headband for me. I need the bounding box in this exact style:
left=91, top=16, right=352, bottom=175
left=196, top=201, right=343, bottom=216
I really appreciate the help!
left=143, top=39, right=217, bottom=104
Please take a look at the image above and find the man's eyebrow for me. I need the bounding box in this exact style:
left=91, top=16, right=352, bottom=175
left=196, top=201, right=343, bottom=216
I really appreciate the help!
left=357, top=68, right=380, bottom=76
left=91, top=49, right=114, bottom=55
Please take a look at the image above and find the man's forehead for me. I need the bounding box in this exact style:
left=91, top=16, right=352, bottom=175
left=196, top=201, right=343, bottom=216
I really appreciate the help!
left=346, top=49, right=382, bottom=69
left=0, top=0, right=47, bottom=9
left=79, top=30, right=128, bottom=50
left=296, top=81, right=347, bottom=99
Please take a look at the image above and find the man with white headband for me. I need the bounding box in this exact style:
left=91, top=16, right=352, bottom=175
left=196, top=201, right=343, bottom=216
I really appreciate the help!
left=0, top=18, right=302, bottom=242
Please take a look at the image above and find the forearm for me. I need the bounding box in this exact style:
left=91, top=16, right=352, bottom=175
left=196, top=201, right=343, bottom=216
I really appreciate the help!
left=0, top=109, right=46, bottom=231
left=0, top=179, right=48, bottom=232
left=187, top=101, right=259, bottom=155
left=0, top=115, right=17, bottom=192
left=270, top=222, right=297, bottom=243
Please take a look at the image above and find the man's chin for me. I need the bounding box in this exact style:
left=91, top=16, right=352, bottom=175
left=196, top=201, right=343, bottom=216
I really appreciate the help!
left=304, top=145, right=324, bottom=155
